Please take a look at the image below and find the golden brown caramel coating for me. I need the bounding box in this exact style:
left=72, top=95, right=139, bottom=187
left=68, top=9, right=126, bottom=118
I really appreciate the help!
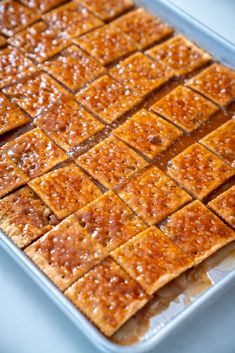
left=9, top=21, right=69, bottom=63
left=76, top=191, right=146, bottom=253
left=0, top=0, right=40, bottom=37
left=0, top=47, right=38, bottom=89
left=113, top=8, right=173, bottom=49
left=74, top=25, right=137, bottom=65
left=112, top=226, right=193, bottom=295
left=25, top=214, right=106, bottom=290
left=167, top=143, right=234, bottom=199
left=118, top=166, right=191, bottom=225
left=151, top=86, right=219, bottom=132
left=34, top=96, right=104, bottom=151
left=76, top=75, right=141, bottom=123
left=0, top=186, right=58, bottom=248
left=77, top=136, right=148, bottom=189
left=74, top=0, right=133, bottom=20
left=0, top=156, right=28, bottom=198
left=161, top=200, right=235, bottom=265
left=113, top=109, right=182, bottom=159
left=1, top=128, right=67, bottom=179
left=29, top=163, right=102, bottom=220
left=0, top=35, right=7, bottom=47
left=3, top=73, right=68, bottom=118
left=43, top=3, right=103, bottom=40
left=19, top=0, right=65, bottom=13
left=146, top=35, right=211, bottom=76
left=0, top=92, right=29, bottom=136
left=187, top=63, right=235, bottom=106
left=200, top=120, right=235, bottom=167
left=65, top=258, right=148, bottom=336
left=208, top=186, right=235, bottom=229
left=110, top=52, right=173, bottom=96
left=41, top=45, right=106, bottom=92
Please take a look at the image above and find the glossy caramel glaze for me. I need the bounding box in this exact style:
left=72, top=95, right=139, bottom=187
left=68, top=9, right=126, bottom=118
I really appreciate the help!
left=74, top=25, right=137, bottom=65
left=113, top=8, right=173, bottom=49
left=29, top=163, right=102, bottom=219
left=77, top=136, right=148, bottom=189
left=112, top=226, right=193, bottom=295
left=19, top=0, right=65, bottom=13
left=9, top=21, right=69, bottom=63
left=161, top=200, right=235, bottom=265
left=0, top=92, right=29, bottom=135
left=167, top=143, right=234, bottom=199
left=1, top=128, right=67, bottom=179
left=76, top=190, right=146, bottom=253
left=110, top=52, right=173, bottom=96
left=146, top=35, right=211, bottom=76
left=0, top=155, right=28, bottom=198
left=43, top=2, right=103, bottom=40
left=0, top=0, right=40, bottom=37
left=65, top=258, right=148, bottom=336
left=76, top=75, right=141, bottom=123
left=34, top=96, right=104, bottom=150
left=0, top=35, right=7, bottom=47
left=0, top=186, right=58, bottom=248
left=208, top=185, right=235, bottom=229
left=151, top=85, right=219, bottom=132
left=0, top=47, right=38, bottom=89
left=200, top=119, right=235, bottom=167
left=187, top=63, right=235, bottom=106
left=117, top=166, right=191, bottom=225
left=113, top=109, right=182, bottom=159
left=41, top=45, right=106, bottom=92
left=3, top=73, right=69, bottom=118
left=74, top=0, right=134, bottom=21
left=25, top=214, right=106, bottom=290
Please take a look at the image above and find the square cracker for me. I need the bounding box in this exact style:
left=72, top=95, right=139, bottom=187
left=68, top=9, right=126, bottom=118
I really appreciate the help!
left=65, top=258, right=148, bottom=337
left=112, top=8, right=173, bottom=50
left=0, top=47, right=38, bottom=89
left=76, top=75, right=141, bottom=123
left=110, top=52, right=173, bottom=97
left=0, top=156, right=28, bottom=198
left=0, top=0, right=40, bottom=37
left=187, top=63, right=235, bottom=106
left=18, top=0, right=65, bottom=14
left=43, top=2, right=103, bottom=40
left=167, top=143, right=234, bottom=199
left=151, top=85, right=219, bottom=132
left=34, top=96, right=104, bottom=151
left=1, top=128, right=68, bottom=179
left=3, top=73, right=68, bottom=118
left=200, top=120, right=235, bottom=167
left=77, top=136, right=148, bottom=189
left=9, top=21, right=69, bottom=63
left=41, top=45, right=106, bottom=92
left=208, top=186, right=235, bottom=229
left=113, top=109, right=182, bottom=160
left=74, top=0, right=134, bottom=21
left=146, top=35, right=211, bottom=76
left=74, top=25, right=137, bottom=65
left=112, top=226, right=193, bottom=295
left=75, top=190, right=146, bottom=253
left=29, top=163, right=102, bottom=220
left=160, top=200, right=235, bottom=265
left=0, top=186, right=58, bottom=248
left=0, top=92, right=29, bottom=136
left=117, top=166, right=191, bottom=225
left=25, top=213, right=106, bottom=291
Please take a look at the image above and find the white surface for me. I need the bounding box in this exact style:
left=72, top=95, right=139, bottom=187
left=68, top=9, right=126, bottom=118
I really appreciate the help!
left=1, top=1, right=235, bottom=353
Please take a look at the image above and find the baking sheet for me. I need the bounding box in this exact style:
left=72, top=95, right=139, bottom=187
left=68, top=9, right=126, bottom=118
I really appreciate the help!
left=1, top=1, right=235, bottom=352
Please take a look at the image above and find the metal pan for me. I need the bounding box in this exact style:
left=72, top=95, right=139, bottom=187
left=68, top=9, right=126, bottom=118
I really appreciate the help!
left=1, top=1, right=235, bottom=352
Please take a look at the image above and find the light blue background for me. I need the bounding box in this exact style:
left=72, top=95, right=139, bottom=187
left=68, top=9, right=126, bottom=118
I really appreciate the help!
left=1, top=1, right=235, bottom=352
